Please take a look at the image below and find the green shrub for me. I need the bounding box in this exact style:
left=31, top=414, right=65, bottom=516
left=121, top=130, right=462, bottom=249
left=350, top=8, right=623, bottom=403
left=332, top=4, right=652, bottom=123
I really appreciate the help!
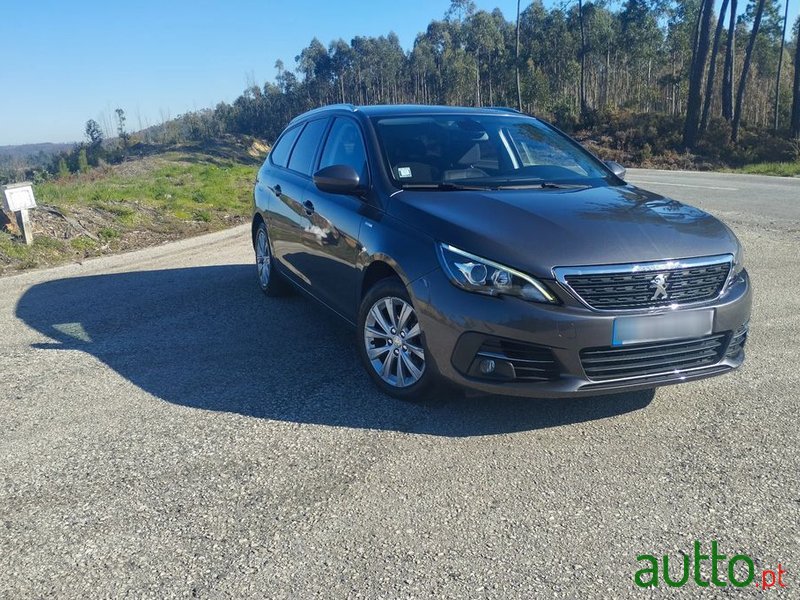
left=70, top=236, right=97, bottom=251
left=193, top=209, right=212, bottom=222
left=98, top=227, right=120, bottom=240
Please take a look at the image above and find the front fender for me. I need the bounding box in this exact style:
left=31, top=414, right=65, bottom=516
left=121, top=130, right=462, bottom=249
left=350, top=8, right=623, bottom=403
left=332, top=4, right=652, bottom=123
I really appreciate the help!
left=357, top=212, right=439, bottom=288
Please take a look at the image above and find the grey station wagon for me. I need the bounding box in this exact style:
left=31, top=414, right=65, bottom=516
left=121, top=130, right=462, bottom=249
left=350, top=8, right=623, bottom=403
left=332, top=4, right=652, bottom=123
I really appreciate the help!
left=252, top=105, right=751, bottom=400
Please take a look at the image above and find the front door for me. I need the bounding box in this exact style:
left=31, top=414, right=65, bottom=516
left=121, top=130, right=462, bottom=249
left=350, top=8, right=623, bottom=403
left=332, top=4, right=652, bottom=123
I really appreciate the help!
left=298, top=117, right=372, bottom=321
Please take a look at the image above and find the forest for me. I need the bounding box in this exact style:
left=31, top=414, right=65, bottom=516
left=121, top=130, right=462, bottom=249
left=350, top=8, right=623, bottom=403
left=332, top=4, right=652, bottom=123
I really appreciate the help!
left=4, top=0, right=800, bottom=183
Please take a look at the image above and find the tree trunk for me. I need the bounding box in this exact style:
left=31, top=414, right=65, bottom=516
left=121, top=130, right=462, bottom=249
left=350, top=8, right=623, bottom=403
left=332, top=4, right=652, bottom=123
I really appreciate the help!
left=578, top=0, right=587, bottom=117
left=721, top=0, right=737, bottom=121
left=683, top=0, right=715, bottom=148
left=603, top=47, right=610, bottom=108
left=773, top=0, right=790, bottom=130
left=792, top=16, right=800, bottom=137
left=475, top=53, right=481, bottom=106
left=488, top=56, right=494, bottom=105
left=732, top=0, right=766, bottom=142
left=516, top=0, right=523, bottom=111
left=700, top=0, right=730, bottom=134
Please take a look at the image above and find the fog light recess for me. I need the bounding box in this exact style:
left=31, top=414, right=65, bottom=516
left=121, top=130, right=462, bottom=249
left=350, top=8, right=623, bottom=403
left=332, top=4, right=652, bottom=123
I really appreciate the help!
left=479, top=359, right=496, bottom=374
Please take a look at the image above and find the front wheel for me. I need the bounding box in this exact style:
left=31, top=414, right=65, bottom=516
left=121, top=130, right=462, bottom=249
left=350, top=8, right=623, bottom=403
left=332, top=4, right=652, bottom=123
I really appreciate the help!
left=357, top=278, right=439, bottom=401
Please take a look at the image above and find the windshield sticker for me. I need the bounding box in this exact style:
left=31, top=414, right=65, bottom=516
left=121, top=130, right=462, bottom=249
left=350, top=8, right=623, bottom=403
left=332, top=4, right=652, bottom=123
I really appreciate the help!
left=397, top=167, right=412, bottom=178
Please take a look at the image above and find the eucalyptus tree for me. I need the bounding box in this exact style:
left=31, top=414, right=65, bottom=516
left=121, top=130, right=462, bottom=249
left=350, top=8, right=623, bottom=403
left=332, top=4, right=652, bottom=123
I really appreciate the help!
left=515, top=0, right=523, bottom=109
left=700, top=0, right=731, bottom=134
left=329, top=39, right=353, bottom=104
left=732, top=0, right=767, bottom=141
left=722, top=0, right=739, bottom=120
left=578, top=0, right=588, bottom=115
left=619, top=0, right=663, bottom=110
left=584, top=2, right=619, bottom=110
left=683, top=0, right=715, bottom=147
left=773, top=0, right=789, bottom=129
left=465, top=10, right=504, bottom=105
left=792, top=16, right=800, bottom=136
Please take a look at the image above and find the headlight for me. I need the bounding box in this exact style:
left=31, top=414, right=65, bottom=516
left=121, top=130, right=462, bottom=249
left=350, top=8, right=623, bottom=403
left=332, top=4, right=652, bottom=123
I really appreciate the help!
left=733, top=242, right=745, bottom=276
left=724, top=241, right=745, bottom=292
left=437, top=243, right=558, bottom=304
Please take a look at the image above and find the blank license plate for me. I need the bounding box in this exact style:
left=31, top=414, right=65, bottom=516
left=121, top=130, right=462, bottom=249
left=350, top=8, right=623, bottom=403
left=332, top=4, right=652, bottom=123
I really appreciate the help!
left=612, top=310, right=714, bottom=346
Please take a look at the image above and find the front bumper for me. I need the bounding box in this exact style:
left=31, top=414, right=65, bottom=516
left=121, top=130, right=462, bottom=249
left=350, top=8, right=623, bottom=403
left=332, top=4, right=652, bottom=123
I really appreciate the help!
left=408, top=268, right=752, bottom=398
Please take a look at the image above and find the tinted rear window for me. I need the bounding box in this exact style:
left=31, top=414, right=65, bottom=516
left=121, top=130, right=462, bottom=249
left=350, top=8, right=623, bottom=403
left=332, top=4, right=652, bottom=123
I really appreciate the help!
left=288, top=118, right=329, bottom=176
left=269, top=125, right=301, bottom=168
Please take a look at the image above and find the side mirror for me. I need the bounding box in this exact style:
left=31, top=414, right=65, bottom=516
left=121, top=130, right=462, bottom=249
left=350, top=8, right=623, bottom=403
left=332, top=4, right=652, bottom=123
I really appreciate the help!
left=313, top=164, right=362, bottom=195
left=605, top=160, right=626, bottom=179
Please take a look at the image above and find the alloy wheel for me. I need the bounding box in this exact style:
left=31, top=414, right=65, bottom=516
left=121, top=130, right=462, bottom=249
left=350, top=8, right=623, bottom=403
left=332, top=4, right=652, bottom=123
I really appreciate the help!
left=255, top=228, right=271, bottom=288
left=363, top=296, right=426, bottom=388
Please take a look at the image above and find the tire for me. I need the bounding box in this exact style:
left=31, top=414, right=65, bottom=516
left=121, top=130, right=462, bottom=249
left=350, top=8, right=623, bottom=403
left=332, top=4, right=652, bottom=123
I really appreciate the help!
left=254, top=220, right=290, bottom=296
left=357, top=277, right=439, bottom=401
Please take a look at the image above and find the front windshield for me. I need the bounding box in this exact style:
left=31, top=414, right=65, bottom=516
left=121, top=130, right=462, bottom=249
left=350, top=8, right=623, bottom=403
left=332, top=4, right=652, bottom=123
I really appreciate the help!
left=372, top=114, right=611, bottom=188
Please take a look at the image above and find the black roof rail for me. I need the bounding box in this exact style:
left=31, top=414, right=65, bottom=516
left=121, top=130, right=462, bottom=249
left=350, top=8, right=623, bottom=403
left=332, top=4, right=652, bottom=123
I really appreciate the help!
left=486, top=106, right=523, bottom=114
left=289, top=104, right=357, bottom=124
left=316, top=103, right=357, bottom=113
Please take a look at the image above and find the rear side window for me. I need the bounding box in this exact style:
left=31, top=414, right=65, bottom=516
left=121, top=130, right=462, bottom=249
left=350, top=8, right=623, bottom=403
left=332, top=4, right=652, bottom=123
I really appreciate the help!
left=319, top=118, right=368, bottom=183
left=269, top=125, right=301, bottom=168
left=287, top=118, right=329, bottom=176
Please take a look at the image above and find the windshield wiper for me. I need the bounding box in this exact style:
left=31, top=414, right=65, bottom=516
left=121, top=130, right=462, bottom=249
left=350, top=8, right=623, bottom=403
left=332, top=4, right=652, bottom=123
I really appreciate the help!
left=400, top=181, right=590, bottom=191
left=399, top=182, right=494, bottom=191
left=495, top=181, right=590, bottom=190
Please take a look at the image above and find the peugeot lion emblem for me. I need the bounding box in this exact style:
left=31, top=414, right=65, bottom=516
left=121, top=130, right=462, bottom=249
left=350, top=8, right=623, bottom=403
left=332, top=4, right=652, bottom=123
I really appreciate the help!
left=650, top=273, right=670, bottom=300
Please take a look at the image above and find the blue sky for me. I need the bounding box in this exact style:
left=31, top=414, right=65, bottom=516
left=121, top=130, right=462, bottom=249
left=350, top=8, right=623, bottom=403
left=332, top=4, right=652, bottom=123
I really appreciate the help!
left=2, top=0, right=798, bottom=145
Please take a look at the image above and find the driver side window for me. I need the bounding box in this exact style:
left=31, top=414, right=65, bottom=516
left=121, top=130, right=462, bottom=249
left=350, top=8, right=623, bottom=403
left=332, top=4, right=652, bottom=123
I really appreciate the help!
left=319, top=118, right=368, bottom=184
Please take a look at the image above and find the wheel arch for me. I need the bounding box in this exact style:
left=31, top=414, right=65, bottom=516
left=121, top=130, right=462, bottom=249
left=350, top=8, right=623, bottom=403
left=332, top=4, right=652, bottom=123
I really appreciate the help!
left=251, top=213, right=265, bottom=247
left=360, top=259, right=404, bottom=300
left=357, top=215, right=438, bottom=301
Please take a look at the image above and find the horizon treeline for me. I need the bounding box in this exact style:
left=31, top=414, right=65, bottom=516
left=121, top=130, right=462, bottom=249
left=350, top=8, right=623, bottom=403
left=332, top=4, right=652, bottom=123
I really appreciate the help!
left=204, top=0, right=800, bottom=144
left=4, top=0, right=800, bottom=184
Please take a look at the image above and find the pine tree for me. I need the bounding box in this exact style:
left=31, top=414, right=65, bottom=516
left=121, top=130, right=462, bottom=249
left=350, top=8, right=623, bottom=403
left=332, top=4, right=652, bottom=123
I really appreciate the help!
left=78, top=148, right=89, bottom=174
left=57, top=158, right=70, bottom=178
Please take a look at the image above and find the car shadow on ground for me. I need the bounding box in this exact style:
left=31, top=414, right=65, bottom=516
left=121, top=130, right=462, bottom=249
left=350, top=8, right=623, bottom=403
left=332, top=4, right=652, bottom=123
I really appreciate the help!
left=16, top=264, right=654, bottom=436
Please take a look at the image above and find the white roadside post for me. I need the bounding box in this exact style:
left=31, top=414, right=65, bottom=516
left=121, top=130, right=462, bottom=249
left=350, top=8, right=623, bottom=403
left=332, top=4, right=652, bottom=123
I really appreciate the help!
left=2, top=182, right=37, bottom=245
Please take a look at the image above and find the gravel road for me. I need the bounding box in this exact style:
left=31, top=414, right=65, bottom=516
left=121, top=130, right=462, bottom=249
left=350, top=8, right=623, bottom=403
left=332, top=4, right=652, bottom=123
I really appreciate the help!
left=1, top=170, right=798, bottom=598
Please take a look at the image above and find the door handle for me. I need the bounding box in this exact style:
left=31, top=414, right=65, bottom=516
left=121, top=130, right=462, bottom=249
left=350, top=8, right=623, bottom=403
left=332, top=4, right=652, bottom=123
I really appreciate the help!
left=303, top=200, right=315, bottom=215
left=273, top=184, right=282, bottom=197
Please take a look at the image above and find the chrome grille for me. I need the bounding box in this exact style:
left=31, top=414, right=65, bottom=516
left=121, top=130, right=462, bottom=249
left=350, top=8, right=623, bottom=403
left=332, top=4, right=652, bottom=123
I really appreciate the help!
left=555, top=255, right=732, bottom=310
left=580, top=333, right=727, bottom=381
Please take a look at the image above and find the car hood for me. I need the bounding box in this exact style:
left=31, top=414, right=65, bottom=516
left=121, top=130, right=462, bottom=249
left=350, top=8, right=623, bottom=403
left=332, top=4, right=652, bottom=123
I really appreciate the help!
left=389, top=184, right=737, bottom=279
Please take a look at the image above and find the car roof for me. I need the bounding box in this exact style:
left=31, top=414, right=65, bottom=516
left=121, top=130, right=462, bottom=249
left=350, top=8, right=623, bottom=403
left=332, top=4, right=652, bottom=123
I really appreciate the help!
left=357, top=104, right=523, bottom=117
left=289, top=104, right=525, bottom=125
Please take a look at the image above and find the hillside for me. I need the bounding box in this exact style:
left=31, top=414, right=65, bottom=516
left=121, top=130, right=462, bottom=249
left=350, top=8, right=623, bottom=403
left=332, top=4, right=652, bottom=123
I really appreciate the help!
left=0, top=142, right=74, bottom=159
left=0, top=137, right=267, bottom=275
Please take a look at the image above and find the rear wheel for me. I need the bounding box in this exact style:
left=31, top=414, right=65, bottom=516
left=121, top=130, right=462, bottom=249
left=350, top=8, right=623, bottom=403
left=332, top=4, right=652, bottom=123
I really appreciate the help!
left=254, top=221, right=289, bottom=296
left=357, top=278, right=439, bottom=401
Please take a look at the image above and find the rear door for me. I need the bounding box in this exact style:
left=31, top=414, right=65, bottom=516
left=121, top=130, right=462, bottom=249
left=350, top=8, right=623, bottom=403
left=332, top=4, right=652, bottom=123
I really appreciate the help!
left=266, top=117, right=330, bottom=287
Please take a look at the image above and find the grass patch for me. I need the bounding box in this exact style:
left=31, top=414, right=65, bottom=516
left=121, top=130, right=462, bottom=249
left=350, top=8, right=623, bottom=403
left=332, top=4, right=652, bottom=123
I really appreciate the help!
left=2, top=140, right=260, bottom=274
left=0, top=232, right=67, bottom=270
left=98, top=227, right=120, bottom=240
left=0, top=233, right=30, bottom=260
left=35, top=152, right=254, bottom=217
left=193, top=209, right=212, bottom=222
left=727, top=161, right=800, bottom=177
left=70, top=237, right=98, bottom=251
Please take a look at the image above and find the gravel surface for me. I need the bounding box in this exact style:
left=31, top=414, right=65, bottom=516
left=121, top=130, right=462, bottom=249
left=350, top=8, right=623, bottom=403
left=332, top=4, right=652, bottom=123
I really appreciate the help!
left=1, top=170, right=798, bottom=598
